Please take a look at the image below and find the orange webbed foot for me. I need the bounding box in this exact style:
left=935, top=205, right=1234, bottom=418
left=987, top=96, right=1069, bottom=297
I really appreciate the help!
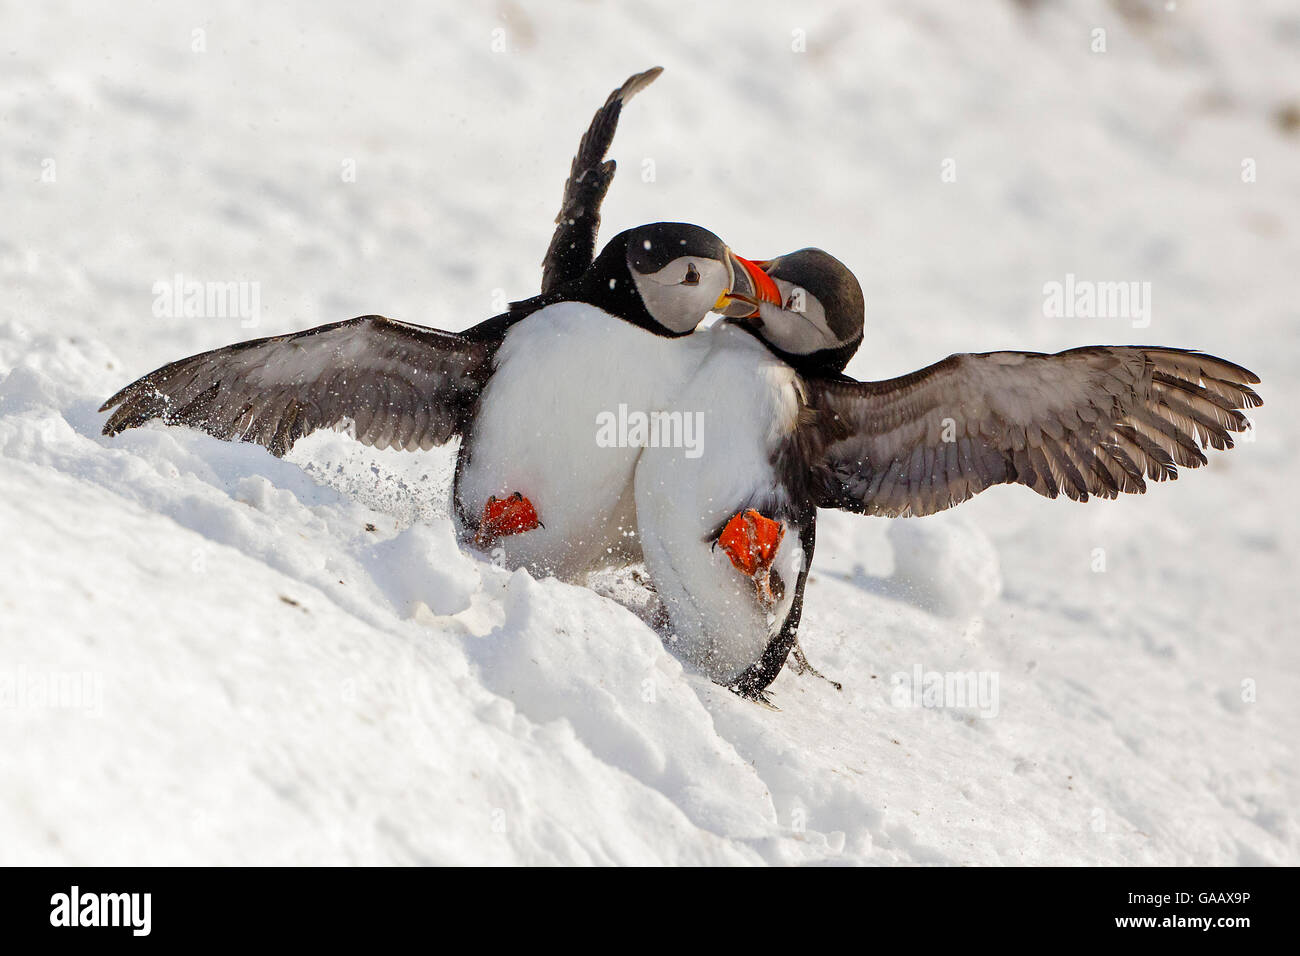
left=474, top=492, right=541, bottom=547
left=716, top=509, right=785, bottom=605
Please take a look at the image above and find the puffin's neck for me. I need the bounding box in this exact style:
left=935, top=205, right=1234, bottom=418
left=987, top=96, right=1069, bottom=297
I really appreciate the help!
left=724, top=319, right=861, bottom=376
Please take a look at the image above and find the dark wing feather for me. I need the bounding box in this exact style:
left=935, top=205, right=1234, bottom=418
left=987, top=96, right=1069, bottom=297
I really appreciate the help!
left=100, top=315, right=494, bottom=457
left=539, top=66, right=662, bottom=294
left=807, top=346, right=1261, bottom=517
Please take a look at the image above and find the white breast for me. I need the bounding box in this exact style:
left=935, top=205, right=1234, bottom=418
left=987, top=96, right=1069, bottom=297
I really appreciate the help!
left=455, top=302, right=709, bottom=580
left=632, top=323, right=807, bottom=682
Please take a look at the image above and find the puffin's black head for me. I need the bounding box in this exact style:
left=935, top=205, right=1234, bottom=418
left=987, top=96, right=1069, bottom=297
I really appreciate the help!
left=583, top=222, right=737, bottom=336
left=719, top=247, right=864, bottom=373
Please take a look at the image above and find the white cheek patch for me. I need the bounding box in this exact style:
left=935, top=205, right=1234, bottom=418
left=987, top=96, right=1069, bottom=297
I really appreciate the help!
left=632, top=256, right=729, bottom=333
left=757, top=297, right=836, bottom=355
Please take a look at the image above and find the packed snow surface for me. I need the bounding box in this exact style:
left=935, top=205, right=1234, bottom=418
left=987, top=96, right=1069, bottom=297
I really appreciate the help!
left=2, top=0, right=1297, bottom=864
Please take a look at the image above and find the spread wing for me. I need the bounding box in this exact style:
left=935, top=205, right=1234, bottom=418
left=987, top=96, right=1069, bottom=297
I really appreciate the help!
left=806, top=346, right=1262, bottom=517
left=100, top=315, right=495, bottom=457
left=540, top=66, right=662, bottom=294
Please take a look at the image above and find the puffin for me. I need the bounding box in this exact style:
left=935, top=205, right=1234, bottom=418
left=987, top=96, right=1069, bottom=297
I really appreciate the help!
left=632, top=250, right=858, bottom=697
left=538, top=70, right=1262, bottom=699
left=99, top=220, right=743, bottom=577
left=633, top=250, right=1261, bottom=699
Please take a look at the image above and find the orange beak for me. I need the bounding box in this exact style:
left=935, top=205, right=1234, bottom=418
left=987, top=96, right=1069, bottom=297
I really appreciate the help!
left=717, top=254, right=783, bottom=318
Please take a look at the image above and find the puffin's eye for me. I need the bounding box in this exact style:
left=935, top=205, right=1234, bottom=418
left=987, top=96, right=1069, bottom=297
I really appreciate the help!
left=682, top=263, right=700, bottom=286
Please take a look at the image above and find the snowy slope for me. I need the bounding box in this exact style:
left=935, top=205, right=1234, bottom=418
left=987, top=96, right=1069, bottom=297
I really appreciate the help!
left=1, top=0, right=1297, bottom=865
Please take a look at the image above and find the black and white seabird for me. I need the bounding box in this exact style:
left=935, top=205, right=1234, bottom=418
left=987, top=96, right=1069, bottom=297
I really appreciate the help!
left=635, top=250, right=1261, bottom=699
left=99, top=219, right=742, bottom=578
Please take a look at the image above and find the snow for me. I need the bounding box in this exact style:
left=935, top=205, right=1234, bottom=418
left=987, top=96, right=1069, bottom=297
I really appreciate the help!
left=2, top=0, right=1297, bottom=865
